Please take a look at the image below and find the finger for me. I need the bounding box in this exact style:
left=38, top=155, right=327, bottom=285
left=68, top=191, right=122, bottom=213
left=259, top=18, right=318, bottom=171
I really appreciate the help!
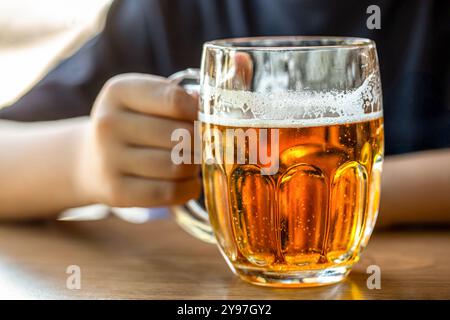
left=117, top=110, right=194, bottom=149
left=118, top=147, right=199, bottom=180
left=234, top=52, right=254, bottom=89
left=115, top=177, right=201, bottom=207
left=107, top=73, right=198, bottom=121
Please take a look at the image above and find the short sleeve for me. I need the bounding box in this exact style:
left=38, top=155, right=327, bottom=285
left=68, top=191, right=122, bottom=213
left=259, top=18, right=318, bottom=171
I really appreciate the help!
left=0, top=0, right=154, bottom=121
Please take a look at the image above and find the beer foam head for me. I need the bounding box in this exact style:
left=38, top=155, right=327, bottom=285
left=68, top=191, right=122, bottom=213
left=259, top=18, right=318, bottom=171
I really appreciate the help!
left=199, top=73, right=382, bottom=128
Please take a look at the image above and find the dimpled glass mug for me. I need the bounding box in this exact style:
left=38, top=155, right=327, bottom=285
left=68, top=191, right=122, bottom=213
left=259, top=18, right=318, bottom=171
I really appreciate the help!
left=170, top=36, right=384, bottom=287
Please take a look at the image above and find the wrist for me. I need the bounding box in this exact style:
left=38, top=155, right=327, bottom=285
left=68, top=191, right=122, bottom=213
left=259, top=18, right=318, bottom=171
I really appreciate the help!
left=71, top=117, right=98, bottom=207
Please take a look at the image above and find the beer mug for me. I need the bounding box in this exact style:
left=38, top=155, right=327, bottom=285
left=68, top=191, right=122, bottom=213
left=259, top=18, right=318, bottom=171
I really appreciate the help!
left=170, top=36, right=384, bottom=287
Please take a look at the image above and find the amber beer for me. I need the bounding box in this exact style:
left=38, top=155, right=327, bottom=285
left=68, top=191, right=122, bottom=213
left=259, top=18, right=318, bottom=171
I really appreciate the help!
left=201, top=116, right=384, bottom=284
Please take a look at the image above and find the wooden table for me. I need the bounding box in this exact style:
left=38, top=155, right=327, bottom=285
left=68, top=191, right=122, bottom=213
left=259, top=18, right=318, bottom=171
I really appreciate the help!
left=0, top=215, right=449, bottom=299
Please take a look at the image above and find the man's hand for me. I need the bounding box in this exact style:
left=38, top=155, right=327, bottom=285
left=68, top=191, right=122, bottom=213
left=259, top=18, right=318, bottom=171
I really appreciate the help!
left=77, top=73, right=201, bottom=207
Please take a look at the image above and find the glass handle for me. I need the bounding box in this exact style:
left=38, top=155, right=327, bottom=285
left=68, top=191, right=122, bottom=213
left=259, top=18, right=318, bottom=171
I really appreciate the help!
left=168, top=69, right=216, bottom=244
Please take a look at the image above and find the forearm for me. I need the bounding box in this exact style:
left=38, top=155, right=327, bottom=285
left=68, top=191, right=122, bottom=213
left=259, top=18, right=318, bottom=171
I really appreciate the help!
left=0, top=117, right=92, bottom=219
left=378, top=149, right=450, bottom=227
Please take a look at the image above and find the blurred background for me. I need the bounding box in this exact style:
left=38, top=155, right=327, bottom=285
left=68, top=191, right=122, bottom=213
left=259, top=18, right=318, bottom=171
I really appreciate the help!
left=0, top=0, right=112, bottom=108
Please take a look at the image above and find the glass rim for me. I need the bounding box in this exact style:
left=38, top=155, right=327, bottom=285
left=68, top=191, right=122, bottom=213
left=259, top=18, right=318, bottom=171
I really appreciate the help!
left=204, top=36, right=375, bottom=51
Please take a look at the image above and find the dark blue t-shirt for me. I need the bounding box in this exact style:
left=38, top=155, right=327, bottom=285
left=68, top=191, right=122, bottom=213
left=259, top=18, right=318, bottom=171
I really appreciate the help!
left=0, top=0, right=449, bottom=155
